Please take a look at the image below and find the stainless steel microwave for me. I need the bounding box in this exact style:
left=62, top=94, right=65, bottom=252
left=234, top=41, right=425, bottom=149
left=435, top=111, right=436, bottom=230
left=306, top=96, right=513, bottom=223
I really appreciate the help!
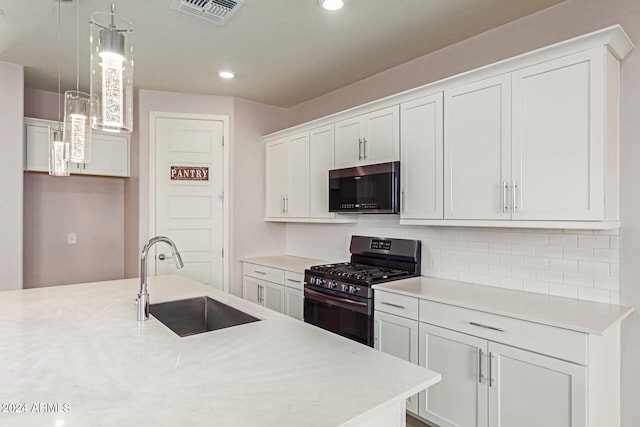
left=329, top=161, right=400, bottom=214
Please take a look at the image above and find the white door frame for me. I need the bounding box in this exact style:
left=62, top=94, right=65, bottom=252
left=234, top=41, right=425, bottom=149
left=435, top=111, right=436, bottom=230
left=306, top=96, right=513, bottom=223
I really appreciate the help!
left=148, top=111, right=230, bottom=292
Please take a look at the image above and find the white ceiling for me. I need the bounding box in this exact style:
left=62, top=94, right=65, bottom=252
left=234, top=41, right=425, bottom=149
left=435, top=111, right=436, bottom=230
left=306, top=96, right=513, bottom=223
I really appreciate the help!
left=0, top=0, right=564, bottom=108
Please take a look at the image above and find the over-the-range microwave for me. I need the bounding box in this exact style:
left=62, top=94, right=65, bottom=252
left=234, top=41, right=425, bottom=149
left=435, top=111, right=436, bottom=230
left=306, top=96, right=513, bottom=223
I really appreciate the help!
left=328, top=161, right=400, bottom=214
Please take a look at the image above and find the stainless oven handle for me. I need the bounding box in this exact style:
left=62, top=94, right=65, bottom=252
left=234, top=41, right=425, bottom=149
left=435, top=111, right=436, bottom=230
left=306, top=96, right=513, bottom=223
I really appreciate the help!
left=304, top=288, right=370, bottom=314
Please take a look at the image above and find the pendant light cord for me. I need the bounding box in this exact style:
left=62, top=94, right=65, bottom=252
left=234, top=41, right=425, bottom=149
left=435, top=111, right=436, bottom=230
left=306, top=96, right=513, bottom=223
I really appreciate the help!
left=75, top=0, right=79, bottom=93
left=57, top=0, right=62, bottom=127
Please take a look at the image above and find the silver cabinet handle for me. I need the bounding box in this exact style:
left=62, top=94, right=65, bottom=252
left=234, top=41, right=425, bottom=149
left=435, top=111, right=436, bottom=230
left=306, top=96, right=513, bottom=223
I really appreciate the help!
left=380, top=301, right=405, bottom=309
left=488, top=352, right=494, bottom=387
left=281, top=197, right=285, bottom=213
left=258, top=285, right=264, bottom=303
left=285, top=197, right=288, bottom=214
left=254, top=270, right=267, bottom=275
left=363, top=137, right=368, bottom=160
left=401, top=190, right=405, bottom=212
left=478, top=348, right=484, bottom=384
left=469, top=321, right=505, bottom=332
left=512, top=181, right=518, bottom=212
left=502, top=181, right=508, bottom=212
left=358, top=138, right=363, bottom=160
left=287, top=278, right=301, bottom=284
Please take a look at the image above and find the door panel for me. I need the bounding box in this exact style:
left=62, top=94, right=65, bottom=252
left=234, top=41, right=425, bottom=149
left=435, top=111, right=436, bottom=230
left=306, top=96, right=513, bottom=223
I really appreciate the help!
left=444, top=74, right=511, bottom=220
left=286, top=133, right=310, bottom=217
left=155, top=117, right=224, bottom=289
left=400, top=93, right=443, bottom=219
left=419, top=323, right=488, bottom=427
left=512, top=49, right=603, bottom=220
left=335, top=117, right=362, bottom=168
left=266, top=139, right=287, bottom=218
left=309, top=124, right=335, bottom=218
left=488, top=342, right=586, bottom=427
left=364, top=105, right=399, bottom=165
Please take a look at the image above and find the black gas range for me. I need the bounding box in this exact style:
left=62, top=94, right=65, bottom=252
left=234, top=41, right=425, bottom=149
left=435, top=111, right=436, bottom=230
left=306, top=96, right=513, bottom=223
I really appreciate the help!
left=303, top=235, right=421, bottom=347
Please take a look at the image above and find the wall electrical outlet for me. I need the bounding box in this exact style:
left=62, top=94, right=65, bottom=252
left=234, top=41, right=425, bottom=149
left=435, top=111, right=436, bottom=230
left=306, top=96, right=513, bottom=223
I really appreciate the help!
left=67, top=233, right=77, bottom=245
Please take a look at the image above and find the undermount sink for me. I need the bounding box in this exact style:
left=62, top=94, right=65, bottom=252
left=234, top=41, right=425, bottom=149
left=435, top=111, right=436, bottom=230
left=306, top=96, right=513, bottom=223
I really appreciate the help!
left=150, top=296, right=260, bottom=337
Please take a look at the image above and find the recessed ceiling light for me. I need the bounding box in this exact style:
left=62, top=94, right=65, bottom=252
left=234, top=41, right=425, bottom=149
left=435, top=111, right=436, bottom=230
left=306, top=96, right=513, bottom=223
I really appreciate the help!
left=218, top=71, right=235, bottom=79
left=319, top=0, right=343, bottom=11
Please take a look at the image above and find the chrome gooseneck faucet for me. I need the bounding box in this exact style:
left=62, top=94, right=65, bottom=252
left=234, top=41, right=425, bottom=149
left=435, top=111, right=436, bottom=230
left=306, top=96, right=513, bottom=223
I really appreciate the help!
left=137, top=236, right=184, bottom=321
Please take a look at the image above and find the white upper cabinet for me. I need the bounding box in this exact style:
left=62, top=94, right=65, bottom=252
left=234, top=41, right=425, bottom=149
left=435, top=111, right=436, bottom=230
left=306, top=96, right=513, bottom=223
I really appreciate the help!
left=335, top=105, right=399, bottom=168
left=444, top=74, right=512, bottom=220
left=511, top=48, right=615, bottom=221
left=309, top=124, right=335, bottom=219
left=265, top=133, right=309, bottom=219
left=24, top=117, right=130, bottom=177
left=400, top=92, right=444, bottom=220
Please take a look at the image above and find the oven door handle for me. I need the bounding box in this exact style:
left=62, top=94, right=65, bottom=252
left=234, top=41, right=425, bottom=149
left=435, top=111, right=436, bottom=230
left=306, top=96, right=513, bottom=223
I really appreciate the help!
left=304, top=288, right=370, bottom=314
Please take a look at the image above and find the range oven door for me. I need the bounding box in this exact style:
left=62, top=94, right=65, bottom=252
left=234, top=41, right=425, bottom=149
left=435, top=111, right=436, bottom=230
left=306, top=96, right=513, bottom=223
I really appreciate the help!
left=303, top=286, right=373, bottom=347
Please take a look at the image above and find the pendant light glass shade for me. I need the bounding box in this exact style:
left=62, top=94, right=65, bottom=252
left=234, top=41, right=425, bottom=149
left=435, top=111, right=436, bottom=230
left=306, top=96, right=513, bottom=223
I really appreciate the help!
left=64, top=90, right=97, bottom=163
left=89, top=11, right=133, bottom=134
left=49, top=128, right=70, bottom=176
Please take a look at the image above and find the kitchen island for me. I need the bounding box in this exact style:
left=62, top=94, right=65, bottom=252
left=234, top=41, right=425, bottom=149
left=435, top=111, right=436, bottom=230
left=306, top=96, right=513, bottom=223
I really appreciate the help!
left=0, top=275, right=440, bottom=427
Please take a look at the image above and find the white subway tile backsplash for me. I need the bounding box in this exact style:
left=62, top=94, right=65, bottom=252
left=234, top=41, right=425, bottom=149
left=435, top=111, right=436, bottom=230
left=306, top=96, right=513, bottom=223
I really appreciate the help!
left=563, top=247, right=594, bottom=261
left=286, top=224, right=620, bottom=304
left=578, top=235, right=610, bottom=249
left=549, top=234, right=578, bottom=247
left=550, top=259, right=578, bottom=273
left=594, top=248, right=619, bottom=263
left=578, top=261, right=610, bottom=276
left=563, top=272, right=594, bottom=288
left=536, top=246, right=563, bottom=258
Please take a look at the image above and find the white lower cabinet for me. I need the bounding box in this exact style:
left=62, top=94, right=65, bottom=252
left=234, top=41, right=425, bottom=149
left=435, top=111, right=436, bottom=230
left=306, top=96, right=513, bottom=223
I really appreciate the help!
left=242, top=262, right=305, bottom=320
left=417, top=324, right=586, bottom=427
left=374, top=287, right=618, bottom=427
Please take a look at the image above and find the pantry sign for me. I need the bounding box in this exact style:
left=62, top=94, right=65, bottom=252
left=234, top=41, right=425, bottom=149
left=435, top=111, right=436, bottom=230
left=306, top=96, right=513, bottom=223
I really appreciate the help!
left=170, top=166, right=209, bottom=181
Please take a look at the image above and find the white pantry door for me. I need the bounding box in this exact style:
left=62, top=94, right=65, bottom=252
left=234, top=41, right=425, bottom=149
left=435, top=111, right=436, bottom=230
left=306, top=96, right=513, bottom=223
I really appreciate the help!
left=154, top=116, right=224, bottom=289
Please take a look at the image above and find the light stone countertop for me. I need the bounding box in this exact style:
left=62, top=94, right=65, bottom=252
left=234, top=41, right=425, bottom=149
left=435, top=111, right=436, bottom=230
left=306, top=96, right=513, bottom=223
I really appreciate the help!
left=373, top=276, right=632, bottom=335
left=0, top=275, right=440, bottom=427
left=241, top=255, right=330, bottom=273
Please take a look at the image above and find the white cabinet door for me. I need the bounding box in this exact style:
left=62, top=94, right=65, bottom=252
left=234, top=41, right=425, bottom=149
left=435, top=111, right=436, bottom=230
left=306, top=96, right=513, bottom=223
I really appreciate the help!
left=243, top=276, right=262, bottom=306
left=511, top=49, right=605, bottom=221
left=25, top=122, right=50, bottom=172
left=75, top=133, right=129, bottom=177
left=286, top=132, right=310, bottom=217
left=266, top=138, right=287, bottom=218
left=309, top=124, right=335, bottom=219
left=374, top=310, right=419, bottom=414
left=400, top=93, right=443, bottom=220
left=488, top=342, right=586, bottom=427
left=243, top=275, right=285, bottom=313
left=285, top=287, right=304, bottom=321
left=262, top=280, right=285, bottom=313
left=334, top=105, right=399, bottom=168
left=444, top=74, right=511, bottom=220
left=419, top=323, right=488, bottom=427
left=363, top=105, right=399, bottom=166
left=334, top=116, right=363, bottom=169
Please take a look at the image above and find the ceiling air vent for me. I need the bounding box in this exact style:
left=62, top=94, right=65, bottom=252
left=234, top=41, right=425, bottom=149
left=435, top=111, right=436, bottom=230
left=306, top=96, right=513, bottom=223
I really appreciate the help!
left=171, top=0, right=244, bottom=25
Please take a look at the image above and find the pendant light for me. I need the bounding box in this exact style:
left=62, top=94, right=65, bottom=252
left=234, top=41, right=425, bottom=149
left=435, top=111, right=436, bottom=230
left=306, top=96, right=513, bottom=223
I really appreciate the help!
left=64, top=0, right=96, bottom=164
left=89, top=1, right=133, bottom=133
left=49, top=0, right=69, bottom=176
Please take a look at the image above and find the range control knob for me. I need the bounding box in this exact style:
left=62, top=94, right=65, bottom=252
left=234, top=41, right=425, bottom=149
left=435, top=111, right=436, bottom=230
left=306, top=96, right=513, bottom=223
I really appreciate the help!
left=341, top=284, right=349, bottom=292
left=328, top=281, right=338, bottom=289
left=349, top=286, right=359, bottom=294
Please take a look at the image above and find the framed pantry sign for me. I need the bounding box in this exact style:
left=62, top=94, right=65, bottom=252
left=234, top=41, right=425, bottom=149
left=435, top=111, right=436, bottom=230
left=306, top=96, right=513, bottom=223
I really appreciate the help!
left=170, top=165, right=210, bottom=181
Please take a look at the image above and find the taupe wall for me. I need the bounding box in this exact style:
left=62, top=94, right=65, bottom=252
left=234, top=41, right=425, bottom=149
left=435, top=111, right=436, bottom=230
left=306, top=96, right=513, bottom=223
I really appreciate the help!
left=285, top=0, right=640, bottom=424
left=23, top=88, right=125, bottom=288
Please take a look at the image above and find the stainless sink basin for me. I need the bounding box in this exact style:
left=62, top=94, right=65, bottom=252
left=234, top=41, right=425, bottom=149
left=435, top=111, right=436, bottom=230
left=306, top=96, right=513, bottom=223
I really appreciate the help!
left=150, top=296, right=260, bottom=337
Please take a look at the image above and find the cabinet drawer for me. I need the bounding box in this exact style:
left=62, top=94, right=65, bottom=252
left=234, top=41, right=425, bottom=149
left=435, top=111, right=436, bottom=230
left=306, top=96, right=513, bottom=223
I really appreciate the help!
left=375, top=291, right=419, bottom=320
left=284, top=271, right=304, bottom=291
left=419, top=300, right=587, bottom=365
left=242, top=263, right=284, bottom=284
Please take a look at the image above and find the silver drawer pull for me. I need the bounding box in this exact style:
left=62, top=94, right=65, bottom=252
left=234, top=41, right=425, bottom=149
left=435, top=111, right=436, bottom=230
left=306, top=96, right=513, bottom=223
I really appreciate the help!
left=469, top=321, right=505, bottom=332
left=287, top=278, right=300, bottom=283
left=254, top=271, right=267, bottom=275
left=381, top=301, right=405, bottom=309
